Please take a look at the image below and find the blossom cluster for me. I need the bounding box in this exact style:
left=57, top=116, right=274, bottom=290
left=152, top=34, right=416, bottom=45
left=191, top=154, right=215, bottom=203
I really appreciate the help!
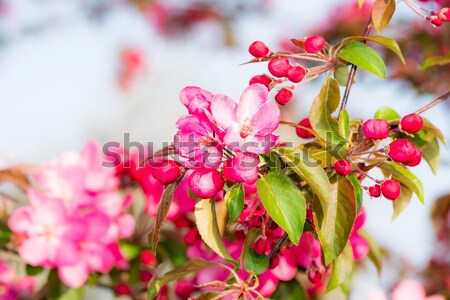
left=8, top=142, right=135, bottom=288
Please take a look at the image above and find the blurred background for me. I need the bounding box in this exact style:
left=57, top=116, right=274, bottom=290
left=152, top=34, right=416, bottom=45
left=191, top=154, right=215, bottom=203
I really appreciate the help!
left=0, top=0, right=449, bottom=298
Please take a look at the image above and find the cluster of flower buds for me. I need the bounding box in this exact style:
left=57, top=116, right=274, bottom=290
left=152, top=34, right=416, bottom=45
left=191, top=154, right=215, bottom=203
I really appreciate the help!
left=403, top=0, right=450, bottom=27
left=361, top=113, right=424, bottom=200
left=247, top=35, right=330, bottom=106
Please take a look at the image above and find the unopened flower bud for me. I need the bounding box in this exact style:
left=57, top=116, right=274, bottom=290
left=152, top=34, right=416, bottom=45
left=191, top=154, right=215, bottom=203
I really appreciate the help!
left=381, top=180, right=401, bottom=200
left=141, top=250, right=156, bottom=266
left=363, top=119, right=390, bottom=139
left=151, top=159, right=181, bottom=185
left=249, top=74, right=273, bottom=90
left=114, top=283, right=132, bottom=296
left=248, top=215, right=263, bottom=228
left=268, top=58, right=291, bottom=78
left=253, top=238, right=268, bottom=255
left=296, top=118, right=314, bottom=139
left=368, top=184, right=381, bottom=198
left=304, top=35, right=326, bottom=54
left=287, top=66, right=306, bottom=83
left=275, top=88, right=293, bottom=105
left=189, top=168, right=224, bottom=198
left=248, top=41, right=270, bottom=58
left=334, top=159, right=352, bottom=176
left=400, top=113, right=423, bottom=134
left=388, top=139, right=422, bottom=167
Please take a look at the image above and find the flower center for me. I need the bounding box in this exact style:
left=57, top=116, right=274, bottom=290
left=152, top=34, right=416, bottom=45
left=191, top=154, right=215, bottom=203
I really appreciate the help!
left=240, top=123, right=254, bottom=138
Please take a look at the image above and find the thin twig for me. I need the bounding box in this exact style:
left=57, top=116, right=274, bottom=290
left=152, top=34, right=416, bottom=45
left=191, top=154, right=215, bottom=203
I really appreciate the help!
left=268, top=233, right=288, bottom=260
left=338, top=18, right=373, bottom=115
left=414, top=90, right=450, bottom=115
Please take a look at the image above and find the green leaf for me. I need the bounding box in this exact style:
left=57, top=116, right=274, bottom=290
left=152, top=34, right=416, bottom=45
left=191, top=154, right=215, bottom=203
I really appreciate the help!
left=418, top=51, right=450, bottom=70
left=338, top=42, right=387, bottom=79
left=421, top=138, right=440, bottom=175
left=148, top=178, right=182, bottom=253
left=257, top=173, right=306, bottom=245
left=266, top=151, right=282, bottom=173
left=148, top=258, right=220, bottom=299
left=195, top=198, right=235, bottom=262
left=47, top=269, right=62, bottom=300
left=273, top=147, right=331, bottom=210
left=392, top=184, right=413, bottom=220
left=338, top=36, right=405, bottom=64
left=239, top=228, right=262, bottom=265
left=374, top=106, right=400, bottom=120
left=339, top=110, right=350, bottom=140
left=59, top=288, right=84, bottom=300
left=334, top=65, right=350, bottom=86
left=244, top=248, right=269, bottom=275
left=309, top=77, right=347, bottom=148
left=422, top=120, right=446, bottom=145
left=272, top=279, right=308, bottom=300
left=314, top=176, right=357, bottom=265
left=347, top=174, right=363, bottom=212
left=328, top=242, right=354, bottom=292
left=378, top=161, right=424, bottom=203
left=372, top=0, right=396, bottom=33
left=26, top=265, right=44, bottom=276
left=119, top=242, right=141, bottom=261
left=224, top=183, right=245, bottom=225
left=359, top=229, right=382, bottom=274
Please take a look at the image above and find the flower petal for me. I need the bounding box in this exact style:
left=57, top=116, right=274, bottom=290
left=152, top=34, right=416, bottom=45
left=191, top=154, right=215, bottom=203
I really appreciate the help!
left=236, top=84, right=268, bottom=123
left=211, top=94, right=237, bottom=130
left=251, top=102, right=281, bottom=135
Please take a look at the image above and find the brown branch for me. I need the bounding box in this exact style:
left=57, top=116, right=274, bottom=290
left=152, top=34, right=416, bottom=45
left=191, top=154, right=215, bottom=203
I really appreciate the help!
left=414, top=90, right=450, bottom=115
left=338, top=18, right=373, bottom=115
left=268, top=233, right=288, bottom=260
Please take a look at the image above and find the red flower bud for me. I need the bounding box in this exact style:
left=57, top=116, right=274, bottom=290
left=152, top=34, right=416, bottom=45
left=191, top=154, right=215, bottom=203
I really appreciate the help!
left=248, top=215, right=263, bottom=228
left=307, top=268, right=323, bottom=284
left=248, top=41, right=270, bottom=58
left=287, top=66, right=306, bottom=83
left=268, top=58, right=291, bottom=78
left=140, top=250, right=156, bottom=266
left=363, top=119, right=390, bottom=139
left=253, top=238, right=268, bottom=254
left=151, top=159, right=181, bottom=185
left=304, top=35, right=326, bottom=54
left=334, top=159, right=352, bottom=176
left=439, top=7, right=450, bottom=21
left=400, top=113, right=423, bottom=134
left=296, top=118, right=314, bottom=139
left=249, top=74, right=273, bottom=90
left=189, top=168, right=224, bottom=198
left=430, top=16, right=443, bottom=27
left=183, top=227, right=201, bottom=245
left=388, top=139, right=422, bottom=167
left=235, top=227, right=247, bottom=240
left=175, top=279, right=196, bottom=299
left=140, top=271, right=153, bottom=283
left=381, top=180, right=401, bottom=200
left=275, top=88, right=293, bottom=105
left=368, top=184, right=381, bottom=198
left=114, top=283, right=132, bottom=296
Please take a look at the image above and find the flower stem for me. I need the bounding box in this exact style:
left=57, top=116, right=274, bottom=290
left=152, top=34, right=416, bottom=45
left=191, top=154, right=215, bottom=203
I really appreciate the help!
left=338, top=18, right=373, bottom=116
left=414, top=90, right=450, bottom=115
left=268, top=232, right=288, bottom=260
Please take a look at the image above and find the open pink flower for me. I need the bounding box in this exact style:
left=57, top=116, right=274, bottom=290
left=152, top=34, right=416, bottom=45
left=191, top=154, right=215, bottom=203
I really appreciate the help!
left=369, top=280, right=445, bottom=300
left=223, top=153, right=259, bottom=183
left=0, top=260, right=35, bottom=300
left=175, top=114, right=223, bottom=168
left=8, top=190, right=86, bottom=268
left=349, top=208, right=369, bottom=261
left=211, top=84, right=280, bottom=154
left=179, top=86, right=214, bottom=119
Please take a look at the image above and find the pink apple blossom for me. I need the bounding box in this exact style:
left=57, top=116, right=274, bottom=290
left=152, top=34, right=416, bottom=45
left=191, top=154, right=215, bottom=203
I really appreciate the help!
left=0, top=260, right=35, bottom=300
left=211, top=83, right=280, bottom=154
left=349, top=208, right=370, bottom=261
left=223, top=153, right=259, bottom=183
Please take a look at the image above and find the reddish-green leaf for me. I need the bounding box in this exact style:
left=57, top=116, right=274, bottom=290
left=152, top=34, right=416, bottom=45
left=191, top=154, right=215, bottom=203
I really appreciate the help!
left=328, top=242, right=354, bottom=291
left=372, top=0, right=396, bottom=33
left=148, top=179, right=181, bottom=253
left=309, top=77, right=347, bottom=148
left=392, top=184, right=413, bottom=220
left=194, top=198, right=235, bottom=262
left=314, top=176, right=357, bottom=265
